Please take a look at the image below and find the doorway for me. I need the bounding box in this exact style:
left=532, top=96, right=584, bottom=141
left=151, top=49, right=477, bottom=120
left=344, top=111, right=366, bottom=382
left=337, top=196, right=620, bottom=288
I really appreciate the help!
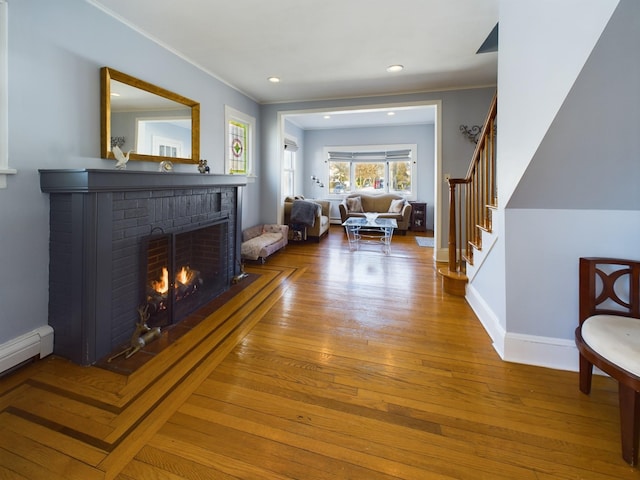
left=278, top=101, right=442, bottom=258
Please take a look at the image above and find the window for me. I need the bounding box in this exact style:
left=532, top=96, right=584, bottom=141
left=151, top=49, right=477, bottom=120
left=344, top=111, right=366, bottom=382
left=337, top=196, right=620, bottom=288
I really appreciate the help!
left=225, top=106, right=255, bottom=176
left=0, top=0, right=16, bottom=188
left=326, top=145, right=416, bottom=199
left=283, top=137, right=298, bottom=198
left=136, top=118, right=190, bottom=158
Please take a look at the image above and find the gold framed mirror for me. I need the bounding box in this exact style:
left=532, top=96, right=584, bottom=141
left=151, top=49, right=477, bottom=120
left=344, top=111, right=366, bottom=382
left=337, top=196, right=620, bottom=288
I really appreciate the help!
left=100, top=67, right=200, bottom=165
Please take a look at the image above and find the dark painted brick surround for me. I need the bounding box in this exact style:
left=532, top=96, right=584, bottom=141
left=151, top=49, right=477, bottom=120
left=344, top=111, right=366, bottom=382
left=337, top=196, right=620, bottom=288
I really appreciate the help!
left=40, top=169, right=246, bottom=365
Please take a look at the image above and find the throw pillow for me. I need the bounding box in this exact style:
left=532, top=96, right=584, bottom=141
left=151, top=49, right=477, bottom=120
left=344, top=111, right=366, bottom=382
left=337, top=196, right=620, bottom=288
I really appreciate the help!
left=388, top=199, right=404, bottom=213
left=262, top=224, right=282, bottom=234
left=346, top=196, right=363, bottom=213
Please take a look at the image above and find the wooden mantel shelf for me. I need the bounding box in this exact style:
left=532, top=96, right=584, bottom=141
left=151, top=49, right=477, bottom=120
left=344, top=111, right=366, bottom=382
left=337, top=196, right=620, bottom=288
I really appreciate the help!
left=39, top=168, right=247, bottom=193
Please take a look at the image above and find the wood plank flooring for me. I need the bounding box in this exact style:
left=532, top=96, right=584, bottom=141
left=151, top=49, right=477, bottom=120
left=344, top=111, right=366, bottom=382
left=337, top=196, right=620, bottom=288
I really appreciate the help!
left=0, top=226, right=637, bottom=479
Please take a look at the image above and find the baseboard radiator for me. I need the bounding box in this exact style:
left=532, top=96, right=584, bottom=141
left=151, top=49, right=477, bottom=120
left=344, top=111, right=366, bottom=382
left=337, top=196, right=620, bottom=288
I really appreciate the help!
left=0, top=326, right=54, bottom=374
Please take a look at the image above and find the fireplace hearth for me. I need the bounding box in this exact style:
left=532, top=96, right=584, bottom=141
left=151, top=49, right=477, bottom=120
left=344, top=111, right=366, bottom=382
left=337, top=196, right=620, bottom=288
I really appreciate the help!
left=40, top=169, right=246, bottom=365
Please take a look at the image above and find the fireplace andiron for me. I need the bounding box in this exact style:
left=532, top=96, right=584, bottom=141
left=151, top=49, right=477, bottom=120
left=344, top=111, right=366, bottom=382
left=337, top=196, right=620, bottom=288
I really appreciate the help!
left=232, top=260, right=249, bottom=284
left=108, top=305, right=162, bottom=362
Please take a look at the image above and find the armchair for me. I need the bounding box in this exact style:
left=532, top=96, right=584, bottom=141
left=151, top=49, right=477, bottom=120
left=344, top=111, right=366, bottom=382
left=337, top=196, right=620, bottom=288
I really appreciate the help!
left=283, top=196, right=330, bottom=242
left=576, top=257, right=640, bottom=465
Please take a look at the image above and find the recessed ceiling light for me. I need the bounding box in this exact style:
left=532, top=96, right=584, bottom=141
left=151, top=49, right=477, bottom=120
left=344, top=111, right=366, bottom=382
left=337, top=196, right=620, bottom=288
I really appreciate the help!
left=386, top=64, right=404, bottom=73
left=323, top=115, right=331, bottom=120
left=268, top=76, right=281, bottom=83
left=387, top=112, right=396, bottom=116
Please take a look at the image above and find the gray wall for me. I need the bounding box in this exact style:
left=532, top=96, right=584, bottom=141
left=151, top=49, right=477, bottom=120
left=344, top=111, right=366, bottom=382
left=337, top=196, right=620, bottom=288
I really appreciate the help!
left=0, top=0, right=496, bottom=363
left=261, top=88, right=495, bottom=243
left=0, top=0, right=259, bottom=348
left=302, top=124, right=436, bottom=229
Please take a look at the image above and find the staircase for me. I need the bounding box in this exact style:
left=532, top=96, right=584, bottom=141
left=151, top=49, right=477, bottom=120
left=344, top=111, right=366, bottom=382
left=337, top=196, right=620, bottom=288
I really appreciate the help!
left=438, top=93, right=497, bottom=296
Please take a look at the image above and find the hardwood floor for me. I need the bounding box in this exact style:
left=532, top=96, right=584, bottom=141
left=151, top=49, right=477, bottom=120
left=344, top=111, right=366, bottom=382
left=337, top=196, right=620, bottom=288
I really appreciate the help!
left=0, top=226, right=636, bottom=479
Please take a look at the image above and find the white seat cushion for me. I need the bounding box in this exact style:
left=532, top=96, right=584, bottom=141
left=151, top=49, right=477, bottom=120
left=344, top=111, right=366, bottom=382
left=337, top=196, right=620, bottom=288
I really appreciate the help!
left=582, top=314, right=640, bottom=376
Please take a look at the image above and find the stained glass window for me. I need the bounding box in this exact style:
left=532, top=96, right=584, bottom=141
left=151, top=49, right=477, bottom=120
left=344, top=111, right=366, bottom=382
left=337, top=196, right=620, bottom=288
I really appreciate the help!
left=228, top=120, right=247, bottom=174
left=225, top=106, right=255, bottom=176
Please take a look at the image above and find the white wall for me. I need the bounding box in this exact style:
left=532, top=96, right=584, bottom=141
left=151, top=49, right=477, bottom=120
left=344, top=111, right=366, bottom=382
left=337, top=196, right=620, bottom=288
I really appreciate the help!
left=0, top=0, right=259, bottom=353
left=497, top=0, right=619, bottom=208
left=507, top=0, right=638, bottom=211
left=470, top=0, right=640, bottom=371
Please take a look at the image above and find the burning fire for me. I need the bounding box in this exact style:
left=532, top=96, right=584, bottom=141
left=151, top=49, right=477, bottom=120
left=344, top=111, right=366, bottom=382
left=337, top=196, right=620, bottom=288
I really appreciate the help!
left=176, top=266, right=196, bottom=286
left=147, top=265, right=202, bottom=317
left=151, top=267, right=170, bottom=294
left=151, top=266, right=198, bottom=294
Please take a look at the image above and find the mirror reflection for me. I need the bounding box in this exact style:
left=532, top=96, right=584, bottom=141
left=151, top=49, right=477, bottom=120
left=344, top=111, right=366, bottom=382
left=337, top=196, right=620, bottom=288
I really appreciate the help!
left=101, top=67, right=200, bottom=165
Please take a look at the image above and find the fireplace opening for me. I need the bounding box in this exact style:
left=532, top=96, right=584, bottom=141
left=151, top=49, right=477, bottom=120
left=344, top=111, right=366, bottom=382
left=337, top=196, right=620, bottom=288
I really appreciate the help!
left=143, top=219, right=229, bottom=328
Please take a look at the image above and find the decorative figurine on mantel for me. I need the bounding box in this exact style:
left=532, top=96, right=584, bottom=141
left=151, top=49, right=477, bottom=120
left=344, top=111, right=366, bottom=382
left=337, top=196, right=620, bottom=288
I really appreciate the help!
left=198, top=159, right=210, bottom=174
left=158, top=160, right=173, bottom=172
left=112, top=145, right=132, bottom=170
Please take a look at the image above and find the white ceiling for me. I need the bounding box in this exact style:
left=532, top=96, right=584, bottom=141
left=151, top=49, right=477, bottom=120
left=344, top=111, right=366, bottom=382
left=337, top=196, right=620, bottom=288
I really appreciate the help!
left=285, top=104, right=437, bottom=130
left=91, top=0, right=498, bottom=128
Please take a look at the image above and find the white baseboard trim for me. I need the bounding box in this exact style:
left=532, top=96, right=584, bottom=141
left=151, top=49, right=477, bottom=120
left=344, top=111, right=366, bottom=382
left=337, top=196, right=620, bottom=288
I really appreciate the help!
left=465, top=284, right=506, bottom=357
left=435, top=247, right=449, bottom=263
left=466, top=284, right=580, bottom=372
left=503, top=333, right=579, bottom=372
left=0, top=326, right=54, bottom=374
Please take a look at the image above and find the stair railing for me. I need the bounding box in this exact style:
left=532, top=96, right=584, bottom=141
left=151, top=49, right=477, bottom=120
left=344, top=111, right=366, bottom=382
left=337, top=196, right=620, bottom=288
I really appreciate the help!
left=447, top=93, right=497, bottom=274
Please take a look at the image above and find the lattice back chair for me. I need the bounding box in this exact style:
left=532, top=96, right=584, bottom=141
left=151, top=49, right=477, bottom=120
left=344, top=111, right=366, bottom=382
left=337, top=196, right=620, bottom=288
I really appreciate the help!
left=576, top=257, right=640, bottom=465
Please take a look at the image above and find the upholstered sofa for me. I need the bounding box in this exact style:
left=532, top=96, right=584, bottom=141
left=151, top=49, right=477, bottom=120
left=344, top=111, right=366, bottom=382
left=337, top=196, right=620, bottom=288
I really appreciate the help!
left=283, top=196, right=330, bottom=242
left=241, top=224, right=288, bottom=263
left=339, top=193, right=412, bottom=233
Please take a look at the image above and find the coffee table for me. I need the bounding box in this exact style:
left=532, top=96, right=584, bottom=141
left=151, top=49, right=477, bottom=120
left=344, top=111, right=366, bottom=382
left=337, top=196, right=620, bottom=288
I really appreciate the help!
left=342, top=217, right=398, bottom=255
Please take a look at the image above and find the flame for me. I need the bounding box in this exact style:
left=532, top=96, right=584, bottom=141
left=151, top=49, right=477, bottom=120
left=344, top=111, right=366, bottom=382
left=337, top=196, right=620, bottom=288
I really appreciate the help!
left=176, top=266, right=192, bottom=285
left=151, top=266, right=196, bottom=294
left=151, top=267, right=169, bottom=294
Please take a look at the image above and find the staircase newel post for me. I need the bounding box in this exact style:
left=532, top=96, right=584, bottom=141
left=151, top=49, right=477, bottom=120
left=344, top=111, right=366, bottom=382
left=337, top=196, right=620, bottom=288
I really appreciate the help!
left=448, top=179, right=458, bottom=272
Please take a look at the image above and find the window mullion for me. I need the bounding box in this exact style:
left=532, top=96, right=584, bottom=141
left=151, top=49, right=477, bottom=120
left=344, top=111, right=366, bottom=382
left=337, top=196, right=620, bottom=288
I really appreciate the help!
left=385, top=162, right=390, bottom=193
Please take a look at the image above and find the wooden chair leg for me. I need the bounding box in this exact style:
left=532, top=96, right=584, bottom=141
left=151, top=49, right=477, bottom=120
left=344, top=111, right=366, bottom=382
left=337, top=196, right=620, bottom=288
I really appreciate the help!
left=618, top=383, right=640, bottom=466
left=579, top=354, right=593, bottom=394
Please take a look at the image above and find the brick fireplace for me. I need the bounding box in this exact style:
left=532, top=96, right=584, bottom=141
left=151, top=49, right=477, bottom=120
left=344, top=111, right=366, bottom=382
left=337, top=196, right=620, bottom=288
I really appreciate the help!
left=39, top=169, right=246, bottom=365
